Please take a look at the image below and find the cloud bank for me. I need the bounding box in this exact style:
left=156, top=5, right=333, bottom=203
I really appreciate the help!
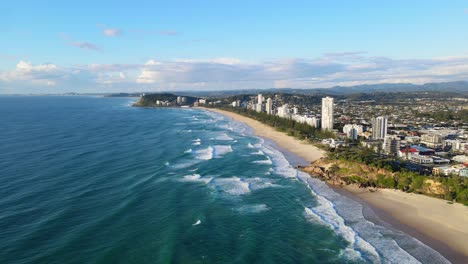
left=2, top=54, right=468, bottom=93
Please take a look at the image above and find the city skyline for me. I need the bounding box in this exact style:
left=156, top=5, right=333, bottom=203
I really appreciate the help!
left=2, top=1, right=468, bottom=93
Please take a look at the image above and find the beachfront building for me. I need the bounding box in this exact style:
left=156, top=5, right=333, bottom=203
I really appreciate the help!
left=255, top=94, right=263, bottom=113
left=383, top=136, right=401, bottom=155
left=372, top=116, right=388, bottom=139
left=266, top=98, right=273, bottom=115
left=410, top=154, right=433, bottom=164
left=421, top=133, right=443, bottom=148
left=291, top=114, right=319, bottom=128
left=322, top=138, right=345, bottom=148
left=460, top=168, right=468, bottom=177
left=343, top=124, right=363, bottom=140
left=306, top=116, right=320, bottom=128
left=176, top=96, right=187, bottom=105
left=321, top=97, right=334, bottom=130
left=255, top=103, right=263, bottom=113
left=277, top=104, right=291, bottom=119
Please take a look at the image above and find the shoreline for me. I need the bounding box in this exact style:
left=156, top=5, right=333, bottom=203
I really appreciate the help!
left=203, top=108, right=326, bottom=163
left=203, top=107, right=468, bottom=263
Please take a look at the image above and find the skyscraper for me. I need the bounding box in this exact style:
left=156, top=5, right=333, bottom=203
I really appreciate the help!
left=383, top=136, right=400, bottom=155
left=321, top=97, right=334, bottom=130
left=266, top=98, right=273, bottom=115
left=256, top=94, right=263, bottom=113
left=372, top=116, right=388, bottom=139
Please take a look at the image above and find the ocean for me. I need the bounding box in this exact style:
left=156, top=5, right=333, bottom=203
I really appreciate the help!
left=0, top=96, right=449, bottom=264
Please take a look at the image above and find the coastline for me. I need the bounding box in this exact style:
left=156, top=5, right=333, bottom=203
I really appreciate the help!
left=203, top=107, right=468, bottom=263
left=203, top=108, right=326, bottom=163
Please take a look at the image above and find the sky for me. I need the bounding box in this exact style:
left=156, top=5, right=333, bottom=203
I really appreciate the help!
left=1, top=0, right=468, bottom=94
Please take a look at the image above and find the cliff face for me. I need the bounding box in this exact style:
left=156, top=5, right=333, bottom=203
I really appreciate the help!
left=300, top=158, right=446, bottom=196
left=300, top=158, right=390, bottom=186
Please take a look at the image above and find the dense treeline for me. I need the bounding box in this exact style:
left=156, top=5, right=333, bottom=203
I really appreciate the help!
left=215, top=106, right=335, bottom=140
left=134, top=93, right=199, bottom=107
left=416, top=109, right=468, bottom=123
left=328, top=147, right=468, bottom=205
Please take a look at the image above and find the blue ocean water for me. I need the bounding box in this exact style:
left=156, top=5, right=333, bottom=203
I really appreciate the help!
left=0, top=96, right=449, bottom=264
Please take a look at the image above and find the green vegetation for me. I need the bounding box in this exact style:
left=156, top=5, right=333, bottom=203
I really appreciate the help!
left=327, top=147, right=468, bottom=205
left=214, top=106, right=335, bottom=140
left=134, top=93, right=199, bottom=107
left=415, top=108, right=468, bottom=123
left=213, top=105, right=468, bottom=205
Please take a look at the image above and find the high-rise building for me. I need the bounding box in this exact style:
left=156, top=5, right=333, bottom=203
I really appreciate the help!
left=372, top=116, right=388, bottom=139
left=257, top=94, right=263, bottom=104
left=255, top=103, right=263, bottom=112
left=277, top=104, right=291, bottom=119
left=383, top=136, right=401, bottom=155
left=343, top=124, right=363, bottom=140
left=266, top=98, right=273, bottom=115
left=321, top=97, right=334, bottom=130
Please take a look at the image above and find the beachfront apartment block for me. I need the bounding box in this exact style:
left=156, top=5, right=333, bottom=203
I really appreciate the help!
left=372, top=116, right=388, bottom=139
left=277, top=104, right=291, bottom=119
left=343, top=124, right=363, bottom=140
left=266, top=98, right=273, bottom=115
left=321, top=97, right=334, bottom=130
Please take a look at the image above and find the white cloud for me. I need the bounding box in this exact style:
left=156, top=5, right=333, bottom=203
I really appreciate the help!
left=3, top=54, right=468, bottom=93
left=102, top=28, right=122, bottom=37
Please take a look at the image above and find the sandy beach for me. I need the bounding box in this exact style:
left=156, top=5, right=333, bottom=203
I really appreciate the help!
left=343, top=186, right=468, bottom=263
left=205, top=108, right=326, bottom=163
left=204, top=107, right=468, bottom=263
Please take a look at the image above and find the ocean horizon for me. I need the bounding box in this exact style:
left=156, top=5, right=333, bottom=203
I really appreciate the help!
left=0, top=96, right=450, bottom=264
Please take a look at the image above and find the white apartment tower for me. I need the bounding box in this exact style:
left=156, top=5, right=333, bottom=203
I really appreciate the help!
left=266, top=98, right=273, bottom=115
left=321, top=97, right=334, bottom=130
left=256, top=94, right=263, bottom=113
left=343, top=124, right=363, bottom=140
left=257, top=94, right=263, bottom=104
left=372, top=116, right=388, bottom=139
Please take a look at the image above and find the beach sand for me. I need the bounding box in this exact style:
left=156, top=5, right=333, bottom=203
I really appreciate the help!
left=204, top=107, right=468, bottom=263
left=342, top=186, right=468, bottom=263
left=205, top=108, right=326, bottom=163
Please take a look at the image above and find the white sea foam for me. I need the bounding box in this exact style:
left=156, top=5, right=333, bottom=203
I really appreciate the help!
left=251, top=156, right=272, bottom=165
left=195, top=146, right=214, bottom=160
left=180, top=174, right=213, bottom=184
left=236, top=204, right=270, bottom=214
left=172, top=160, right=200, bottom=169
left=251, top=150, right=264, bottom=156
left=182, top=109, right=447, bottom=264
left=192, top=220, right=201, bottom=226
left=299, top=173, right=428, bottom=264
left=214, top=133, right=234, bottom=141
left=259, top=145, right=297, bottom=178
left=244, top=177, right=279, bottom=190
left=184, top=149, right=192, bottom=153
left=212, top=177, right=251, bottom=195
left=192, top=142, right=201, bottom=146
left=164, top=161, right=170, bottom=166
left=213, top=145, right=233, bottom=158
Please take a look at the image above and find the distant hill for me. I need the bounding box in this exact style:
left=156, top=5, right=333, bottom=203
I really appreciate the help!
left=178, top=81, right=468, bottom=97
left=133, top=93, right=199, bottom=107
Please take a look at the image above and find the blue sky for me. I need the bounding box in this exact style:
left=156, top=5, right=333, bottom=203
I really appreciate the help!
left=1, top=0, right=468, bottom=93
